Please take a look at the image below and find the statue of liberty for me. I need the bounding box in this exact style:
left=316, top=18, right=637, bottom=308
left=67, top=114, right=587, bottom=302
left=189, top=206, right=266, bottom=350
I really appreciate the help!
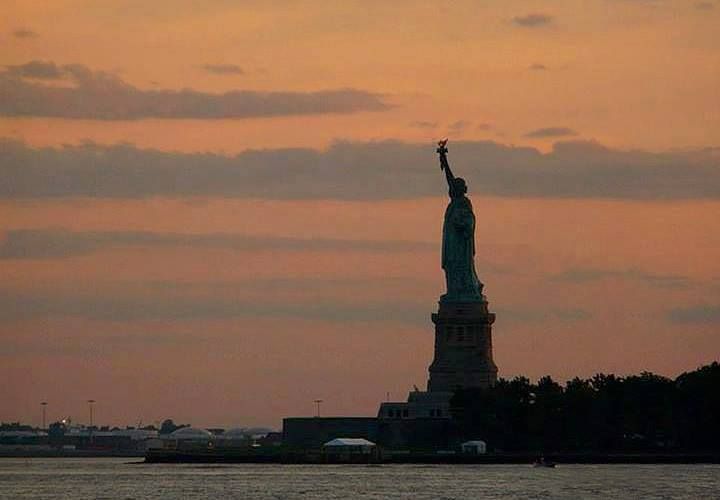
left=436, top=139, right=484, bottom=303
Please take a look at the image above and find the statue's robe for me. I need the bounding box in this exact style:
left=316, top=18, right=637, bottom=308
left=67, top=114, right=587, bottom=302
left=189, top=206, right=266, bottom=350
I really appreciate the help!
left=441, top=195, right=483, bottom=302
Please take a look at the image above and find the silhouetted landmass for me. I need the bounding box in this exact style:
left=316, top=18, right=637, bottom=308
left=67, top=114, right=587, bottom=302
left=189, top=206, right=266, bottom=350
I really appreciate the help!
left=451, top=362, right=720, bottom=452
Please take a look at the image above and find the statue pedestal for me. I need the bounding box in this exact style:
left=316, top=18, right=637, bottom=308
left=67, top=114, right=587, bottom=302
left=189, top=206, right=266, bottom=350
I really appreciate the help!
left=427, top=300, right=498, bottom=392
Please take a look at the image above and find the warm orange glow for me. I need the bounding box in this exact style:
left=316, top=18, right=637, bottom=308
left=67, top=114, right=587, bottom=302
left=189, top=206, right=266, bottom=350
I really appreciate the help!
left=1, top=1, right=718, bottom=427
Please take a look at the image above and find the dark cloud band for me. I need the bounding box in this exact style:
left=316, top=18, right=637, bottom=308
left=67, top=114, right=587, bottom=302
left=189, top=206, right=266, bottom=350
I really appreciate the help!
left=0, top=283, right=591, bottom=326
left=667, top=305, right=720, bottom=324
left=202, top=64, right=244, bottom=75
left=525, top=127, right=577, bottom=138
left=550, top=267, right=693, bottom=289
left=0, top=229, right=435, bottom=260
left=0, top=286, right=427, bottom=325
left=513, top=13, right=553, bottom=27
left=1, top=139, right=718, bottom=200
left=12, top=29, right=38, bottom=39
left=0, top=61, right=389, bottom=120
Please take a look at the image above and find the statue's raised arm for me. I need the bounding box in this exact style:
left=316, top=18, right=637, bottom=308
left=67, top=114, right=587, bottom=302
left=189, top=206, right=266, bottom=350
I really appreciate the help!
left=436, top=139, right=457, bottom=197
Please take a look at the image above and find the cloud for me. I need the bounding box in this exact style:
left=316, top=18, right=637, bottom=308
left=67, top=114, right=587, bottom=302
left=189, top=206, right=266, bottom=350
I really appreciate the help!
left=476, top=123, right=492, bottom=131
left=0, top=228, right=435, bottom=260
left=12, top=29, right=38, bottom=39
left=1, top=138, right=719, bottom=200
left=606, top=0, right=663, bottom=4
left=449, top=120, right=471, bottom=132
left=0, top=279, right=586, bottom=326
left=551, top=267, right=693, bottom=289
left=410, top=120, right=438, bottom=128
left=0, top=61, right=389, bottom=120
left=512, top=13, right=553, bottom=27
left=202, top=64, right=244, bottom=75
left=5, top=61, right=64, bottom=80
left=667, top=305, right=720, bottom=324
left=529, top=64, right=548, bottom=71
left=0, top=285, right=427, bottom=325
left=525, top=127, right=577, bottom=138
left=496, top=306, right=591, bottom=324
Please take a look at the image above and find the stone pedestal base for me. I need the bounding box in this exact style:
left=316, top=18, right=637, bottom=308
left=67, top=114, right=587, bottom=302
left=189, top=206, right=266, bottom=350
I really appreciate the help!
left=427, top=300, right=498, bottom=392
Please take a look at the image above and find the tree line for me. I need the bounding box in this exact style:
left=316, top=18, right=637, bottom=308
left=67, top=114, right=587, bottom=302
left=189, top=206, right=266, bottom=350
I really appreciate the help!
left=451, top=362, right=720, bottom=452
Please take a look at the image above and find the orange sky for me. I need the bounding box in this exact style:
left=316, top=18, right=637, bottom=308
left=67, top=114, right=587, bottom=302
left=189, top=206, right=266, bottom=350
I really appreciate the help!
left=1, top=1, right=719, bottom=428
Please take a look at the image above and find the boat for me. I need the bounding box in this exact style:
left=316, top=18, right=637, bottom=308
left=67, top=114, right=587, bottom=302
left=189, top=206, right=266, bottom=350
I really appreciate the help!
left=533, top=456, right=556, bottom=468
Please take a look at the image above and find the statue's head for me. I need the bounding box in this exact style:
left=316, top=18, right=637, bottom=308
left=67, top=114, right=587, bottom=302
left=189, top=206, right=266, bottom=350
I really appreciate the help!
left=451, top=177, right=467, bottom=197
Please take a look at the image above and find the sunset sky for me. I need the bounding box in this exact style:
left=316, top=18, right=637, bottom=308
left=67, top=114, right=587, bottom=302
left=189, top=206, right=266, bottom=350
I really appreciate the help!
left=1, top=0, right=719, bottom=429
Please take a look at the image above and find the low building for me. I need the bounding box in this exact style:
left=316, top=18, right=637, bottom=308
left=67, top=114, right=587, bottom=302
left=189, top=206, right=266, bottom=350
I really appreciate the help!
left=215, top=427, right=250, bottom=448
left=377, top=390, right=453, bottom=420
left=48, top=424, right=158, bottom=451
left=282, top=417, right=378, bottom=449
left=162, top=427, right=214, bottom=451
left=0, top=431, right=48, bottom=446
left=282, top=390, right=461, bottom=451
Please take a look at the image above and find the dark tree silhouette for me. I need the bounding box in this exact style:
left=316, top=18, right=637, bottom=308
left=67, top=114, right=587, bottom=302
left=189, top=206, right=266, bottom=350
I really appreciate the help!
left=159, top=419, right=189, bottom=435
left=450, top=362, right=720, bottom=452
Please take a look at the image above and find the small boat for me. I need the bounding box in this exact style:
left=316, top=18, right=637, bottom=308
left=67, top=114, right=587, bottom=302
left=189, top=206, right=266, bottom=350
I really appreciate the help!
left=533, top=456, right=556, bottom=468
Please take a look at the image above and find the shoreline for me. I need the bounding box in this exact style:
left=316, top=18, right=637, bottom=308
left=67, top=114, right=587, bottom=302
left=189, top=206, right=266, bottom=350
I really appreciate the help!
left=2, top=449, right=718, bottom=464
left=144, top=451, right=720, bottom=465
left=0, top=449, right=143, bottom=458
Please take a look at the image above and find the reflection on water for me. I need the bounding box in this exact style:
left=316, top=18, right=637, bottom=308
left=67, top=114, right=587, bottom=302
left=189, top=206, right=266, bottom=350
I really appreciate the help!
left=0, top=458, right=718, bottom=499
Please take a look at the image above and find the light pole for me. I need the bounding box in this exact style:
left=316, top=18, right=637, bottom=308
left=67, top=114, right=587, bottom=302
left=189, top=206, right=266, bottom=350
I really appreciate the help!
left=87, top=399, right=96, bottom=446
left=314, top=399, right=323, bottom=418
left=87, top=399, right=96, bottom=427
left=41, top=402, right=47, bottom=430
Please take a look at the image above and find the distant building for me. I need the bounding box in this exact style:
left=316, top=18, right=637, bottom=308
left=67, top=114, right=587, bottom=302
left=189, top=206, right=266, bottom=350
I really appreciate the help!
left=283, top=417, right=378, bottom=450
left=216, top=427, right=250, bottom=447
left=161, top=427, right=213, bottom=451
left=378, top=390, right=452, bottom=421
left=43, top=422, right=159, bottom=451
left=0, top=430, right=48, bottom=448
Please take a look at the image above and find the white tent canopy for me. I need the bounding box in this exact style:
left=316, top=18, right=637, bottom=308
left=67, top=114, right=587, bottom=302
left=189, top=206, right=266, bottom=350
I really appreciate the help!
left=323, top=438, right=375, bottom=447
left=461, top=440, right=487, bottom=454
left=168, top=427, right=213, bottom=440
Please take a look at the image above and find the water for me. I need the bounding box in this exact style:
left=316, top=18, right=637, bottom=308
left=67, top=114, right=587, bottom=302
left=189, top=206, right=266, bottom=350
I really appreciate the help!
left=0, top=458, right=718, bottom=499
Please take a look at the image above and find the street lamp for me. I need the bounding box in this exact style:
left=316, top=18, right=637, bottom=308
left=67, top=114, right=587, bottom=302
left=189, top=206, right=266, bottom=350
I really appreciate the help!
left=314, top=399, right=323, bottom=418
left=41, top=402, right=47, bottom=430
left=87, top=400, right=96, bottom=427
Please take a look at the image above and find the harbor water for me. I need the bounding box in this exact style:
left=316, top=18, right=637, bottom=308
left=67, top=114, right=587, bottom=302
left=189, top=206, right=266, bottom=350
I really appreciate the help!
left=1, top=458, right=718, bottom=499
